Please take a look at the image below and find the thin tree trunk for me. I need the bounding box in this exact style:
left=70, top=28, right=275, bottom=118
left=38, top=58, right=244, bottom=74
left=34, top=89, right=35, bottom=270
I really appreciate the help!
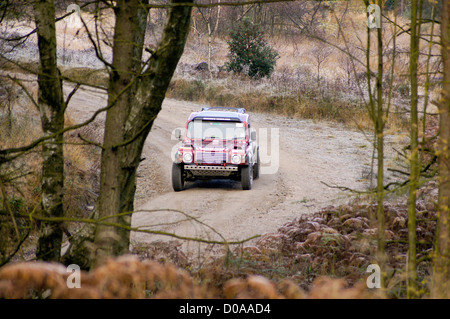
left=34, top=0, right=66, bottom=262
left=92, top=0, right=147, bottom=265
left=91, top=0, right=193, bottom=268
left=214, top=0, right=221, bottom=38
left=432, top=0, right=450, bottom=299
left=407, top=0, right=420, bottom=298
left=421, top=1, right=437, bottom=166
left=207, top=21, right=212, bottom=75
left=375, top=0, right=386, bottom=290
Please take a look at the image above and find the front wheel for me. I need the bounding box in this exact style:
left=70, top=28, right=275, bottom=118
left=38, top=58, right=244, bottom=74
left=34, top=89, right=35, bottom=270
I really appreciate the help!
left=172, top=163, right=184, bottom=192
left=241, top=164, right=253, bottom=190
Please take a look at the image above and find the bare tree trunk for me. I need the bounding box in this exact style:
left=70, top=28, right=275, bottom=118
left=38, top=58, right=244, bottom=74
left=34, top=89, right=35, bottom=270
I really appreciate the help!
left=199, top=0, right=221, bottom=76
left=34, top=0, right=66, bottom=262
left=91, top=0, right=147, bottom=265
left=432, top=0, right=450, bottom=299
left=214, top=0, right=221, bottom=39
left=407, top=0, right=420, bottom=298
left=91, top=0, right=193, bottom=268
left=375, top=0, right=386, bottom=290
left=363, top=0, right=387, bottom=289
left=207, top=20, right=212, bottom=75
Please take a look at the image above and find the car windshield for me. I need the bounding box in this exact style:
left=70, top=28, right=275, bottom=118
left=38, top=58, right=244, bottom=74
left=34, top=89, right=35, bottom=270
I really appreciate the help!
left=186, top=120, right=246, bottom=140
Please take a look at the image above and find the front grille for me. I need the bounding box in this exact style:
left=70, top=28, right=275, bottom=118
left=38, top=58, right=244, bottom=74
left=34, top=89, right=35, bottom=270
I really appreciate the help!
left=185, top=165, right=238, bottom=177
left=196, top=151, right=227, bottom=164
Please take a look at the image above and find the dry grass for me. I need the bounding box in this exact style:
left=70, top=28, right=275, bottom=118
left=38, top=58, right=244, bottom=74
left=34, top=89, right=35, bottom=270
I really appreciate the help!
left=61, top=67, right=108, bottom=88
left=0, top=77, right=101, bottom=263
left=0, top=78, right=42, bottom=208
left=0, top=254, right=379, bottom=299
left=63, top=115, right=102, bottom=217
left=2, top=176, right=436, bottom=298
left=173, top=2, right=440, bottom=134
left=194, top=181, right=438, bottom=299
left=0, top=80, right=101, bottom=216
left=167, top=76, right=409, bottom=132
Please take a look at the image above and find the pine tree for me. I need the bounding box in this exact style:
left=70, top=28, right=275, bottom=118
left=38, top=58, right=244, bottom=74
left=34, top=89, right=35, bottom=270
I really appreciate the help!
left=226, top=17, right=278, bottom=78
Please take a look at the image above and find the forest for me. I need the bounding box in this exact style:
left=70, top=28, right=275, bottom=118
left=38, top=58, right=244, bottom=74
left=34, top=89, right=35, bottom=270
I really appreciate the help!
left=0, top=0, right=448, bottom=300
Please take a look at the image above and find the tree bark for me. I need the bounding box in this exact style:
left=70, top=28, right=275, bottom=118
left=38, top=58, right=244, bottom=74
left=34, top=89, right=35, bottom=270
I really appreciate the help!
left=34, top=0, right=66, bottom=262
left=432, top=0, right=450, bottom=299
left=407, top=0, right=420, bottom=299
left=91, top=0, right=147, bottom=266
left=91, top=0, right=193, bottom=268
left=375, top=0, right=386, bottom=290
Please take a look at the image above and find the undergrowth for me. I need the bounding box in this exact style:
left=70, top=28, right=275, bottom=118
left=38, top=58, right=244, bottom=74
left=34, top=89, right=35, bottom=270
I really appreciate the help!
left=188, top=181, right=438, bottom=299
left=167, top=76, right=409, bottom=132
left=0, top=181, right=434, bottom=299
left=0, top=81, right=102, bottom=264
left=0, top=254, right=380, bottom=299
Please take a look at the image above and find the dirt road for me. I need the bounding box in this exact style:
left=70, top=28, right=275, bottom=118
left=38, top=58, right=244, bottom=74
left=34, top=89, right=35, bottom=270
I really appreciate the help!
left=66, top=85, right=402, bottom=253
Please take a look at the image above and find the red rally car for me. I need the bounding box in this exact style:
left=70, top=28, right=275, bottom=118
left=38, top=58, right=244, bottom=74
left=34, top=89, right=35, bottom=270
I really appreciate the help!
left=172, top=107, right=260, bottom=191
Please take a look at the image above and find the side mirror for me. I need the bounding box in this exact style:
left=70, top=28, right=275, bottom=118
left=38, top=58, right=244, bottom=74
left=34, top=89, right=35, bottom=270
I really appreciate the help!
left=250, top=131, right=257, bottom=141
left=174, top=128, right=182, bottom=141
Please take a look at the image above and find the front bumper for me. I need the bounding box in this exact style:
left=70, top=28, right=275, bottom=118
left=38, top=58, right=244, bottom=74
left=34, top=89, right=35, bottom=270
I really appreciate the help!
left=184, top=164, right=239, bottom=177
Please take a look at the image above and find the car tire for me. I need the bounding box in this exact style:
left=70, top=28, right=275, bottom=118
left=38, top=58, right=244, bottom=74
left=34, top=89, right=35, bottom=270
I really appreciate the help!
left=241, top=164, right=253, bottom=190
left=172, top=163, right=184, bottom=192
left=253, top=149, right=260, bottom=180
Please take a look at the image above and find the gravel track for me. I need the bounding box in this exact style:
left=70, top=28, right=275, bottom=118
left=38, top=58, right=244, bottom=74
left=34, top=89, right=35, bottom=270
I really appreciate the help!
left=65, top=85, right=403, bottom=255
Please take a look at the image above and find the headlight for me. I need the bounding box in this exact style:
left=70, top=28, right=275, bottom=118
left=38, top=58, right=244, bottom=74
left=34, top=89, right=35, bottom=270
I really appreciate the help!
left=182, top=152, right=193, bottom=163
left=231, top=154, right=241, bottom=164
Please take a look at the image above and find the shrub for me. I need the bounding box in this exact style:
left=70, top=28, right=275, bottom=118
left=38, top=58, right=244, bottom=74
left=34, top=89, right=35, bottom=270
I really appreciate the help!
left=225, top=17, right=279, bottom=79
